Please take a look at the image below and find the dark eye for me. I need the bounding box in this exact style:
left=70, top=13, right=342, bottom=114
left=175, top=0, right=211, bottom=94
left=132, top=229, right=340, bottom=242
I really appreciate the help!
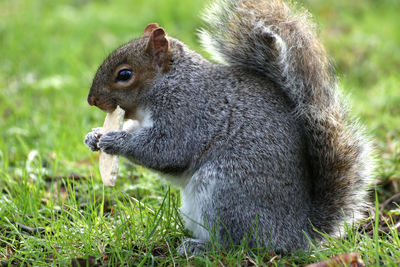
left=116, top=69, right=133, bottom=82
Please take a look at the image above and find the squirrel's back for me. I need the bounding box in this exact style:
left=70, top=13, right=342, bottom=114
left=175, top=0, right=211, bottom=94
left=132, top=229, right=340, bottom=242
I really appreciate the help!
left=200, top=0, right=374, bottom=237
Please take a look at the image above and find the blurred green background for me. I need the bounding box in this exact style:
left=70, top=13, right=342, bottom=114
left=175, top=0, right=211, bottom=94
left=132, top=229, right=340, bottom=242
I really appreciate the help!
left=0, top=0, right=399, bottom=265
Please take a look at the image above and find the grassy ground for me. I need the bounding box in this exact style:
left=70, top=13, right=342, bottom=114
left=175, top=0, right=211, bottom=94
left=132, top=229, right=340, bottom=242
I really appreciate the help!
left=1, top=0, right=399, bottom=265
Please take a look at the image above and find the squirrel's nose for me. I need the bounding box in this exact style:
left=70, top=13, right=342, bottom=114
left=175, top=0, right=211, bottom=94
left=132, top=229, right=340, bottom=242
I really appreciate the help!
left=88, top=95, right=97, bottom=106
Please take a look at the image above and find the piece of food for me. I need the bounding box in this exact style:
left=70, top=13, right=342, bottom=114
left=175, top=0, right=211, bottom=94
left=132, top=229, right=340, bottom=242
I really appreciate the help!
left=99, top=105, right=125, bottom=186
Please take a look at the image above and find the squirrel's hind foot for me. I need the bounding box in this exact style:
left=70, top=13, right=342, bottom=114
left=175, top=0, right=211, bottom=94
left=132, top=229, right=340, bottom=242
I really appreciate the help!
left=177, top=238, right=208, bottom=256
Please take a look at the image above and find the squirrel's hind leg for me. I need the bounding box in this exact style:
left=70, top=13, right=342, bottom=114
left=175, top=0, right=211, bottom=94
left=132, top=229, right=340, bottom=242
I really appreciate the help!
left=177, top=238, right=208, bottom=256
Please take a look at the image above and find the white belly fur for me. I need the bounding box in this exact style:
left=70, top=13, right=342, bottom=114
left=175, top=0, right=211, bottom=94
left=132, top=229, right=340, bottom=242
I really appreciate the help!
left=179, top=169, right=216, bottom=242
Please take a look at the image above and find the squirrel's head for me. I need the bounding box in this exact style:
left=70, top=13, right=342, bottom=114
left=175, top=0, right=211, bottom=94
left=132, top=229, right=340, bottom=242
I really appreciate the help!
left=87, top=23, right=171, bottom=119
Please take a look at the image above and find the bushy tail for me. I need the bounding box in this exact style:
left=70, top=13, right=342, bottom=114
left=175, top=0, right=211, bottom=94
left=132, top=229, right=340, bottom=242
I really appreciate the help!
left=199, top=0, right=374, bottom=236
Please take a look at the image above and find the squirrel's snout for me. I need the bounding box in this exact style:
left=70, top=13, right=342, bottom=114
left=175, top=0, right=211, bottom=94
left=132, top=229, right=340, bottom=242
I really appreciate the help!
left=88, top=95, right=97, bottom=106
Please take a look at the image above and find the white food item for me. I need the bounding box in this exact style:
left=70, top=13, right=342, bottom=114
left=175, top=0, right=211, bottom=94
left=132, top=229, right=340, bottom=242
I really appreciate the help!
left=99, top=105, right=125, bottom=187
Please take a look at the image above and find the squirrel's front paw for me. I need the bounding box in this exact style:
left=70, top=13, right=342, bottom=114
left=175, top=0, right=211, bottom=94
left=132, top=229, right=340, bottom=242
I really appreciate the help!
left=98, top=131, right=130, bottom=155
left=84, top=128, right=102, bottom=151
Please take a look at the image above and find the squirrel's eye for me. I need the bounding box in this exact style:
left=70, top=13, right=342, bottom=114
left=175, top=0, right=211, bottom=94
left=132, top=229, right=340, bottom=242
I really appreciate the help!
left=116, top=69, right=133, bottom=82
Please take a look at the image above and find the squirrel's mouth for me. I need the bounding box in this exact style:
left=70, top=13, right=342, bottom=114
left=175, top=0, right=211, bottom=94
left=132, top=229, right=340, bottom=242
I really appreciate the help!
left=100, top=104, right=118, bottom=114
left=87, top=96, right=117, bottom=114
left=123, top=109, right=137, bottom=120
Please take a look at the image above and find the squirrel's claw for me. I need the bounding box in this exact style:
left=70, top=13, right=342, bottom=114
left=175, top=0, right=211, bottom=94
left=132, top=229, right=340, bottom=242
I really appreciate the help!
left=84, top=129, right=102, bottom=151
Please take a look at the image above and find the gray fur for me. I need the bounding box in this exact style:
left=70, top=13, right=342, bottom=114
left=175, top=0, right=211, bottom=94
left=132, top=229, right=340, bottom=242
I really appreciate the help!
left=84, top=128, right=102, bottom=151
left=85, top=0, right=374, bottom=254
left=199, top=0, right=374, bottom=237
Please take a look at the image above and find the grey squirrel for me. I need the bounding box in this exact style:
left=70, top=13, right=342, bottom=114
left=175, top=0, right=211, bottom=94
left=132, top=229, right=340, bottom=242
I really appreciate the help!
left=84, top=0, right=374, bottom=254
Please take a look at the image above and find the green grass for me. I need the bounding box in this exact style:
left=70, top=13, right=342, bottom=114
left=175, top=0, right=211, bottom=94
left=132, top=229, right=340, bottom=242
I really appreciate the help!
left=1, top=0, right=399, bottom=265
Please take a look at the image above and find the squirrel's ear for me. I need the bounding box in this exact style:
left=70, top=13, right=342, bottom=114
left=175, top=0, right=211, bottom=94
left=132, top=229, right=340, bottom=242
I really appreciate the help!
left=142, top=23, right=159, bottom=37
left=145, top=27, right=170, bottom=72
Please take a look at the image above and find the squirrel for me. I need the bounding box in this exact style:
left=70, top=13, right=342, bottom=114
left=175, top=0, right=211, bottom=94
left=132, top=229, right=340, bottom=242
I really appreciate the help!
left=84, top=0, right=374, bottom=254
